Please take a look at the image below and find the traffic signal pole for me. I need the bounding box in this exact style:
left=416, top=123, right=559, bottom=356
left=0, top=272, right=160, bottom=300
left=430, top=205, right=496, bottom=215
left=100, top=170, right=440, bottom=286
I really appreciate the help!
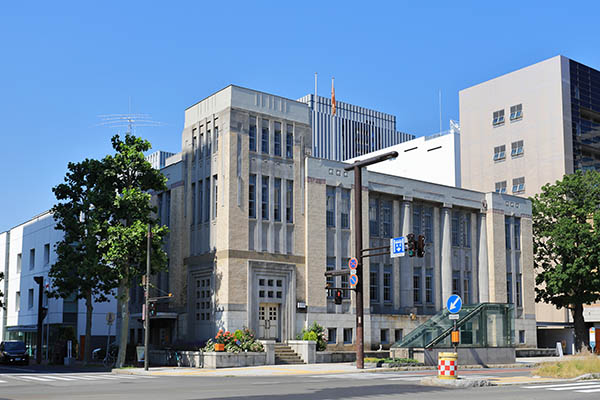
left=344, top=151, right=398, bottom=369
left=33, top=276, right=44, bottom=364
left=144, top=224, right=151, bottom=371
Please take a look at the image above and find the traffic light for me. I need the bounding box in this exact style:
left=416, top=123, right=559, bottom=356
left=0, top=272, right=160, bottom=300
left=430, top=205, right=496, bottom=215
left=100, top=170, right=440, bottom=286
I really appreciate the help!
left=407, top=234, right=416, bottom=257
left=334, top=289, right=343, bottom=305
left=148, top=302, right=157, bottom=317
left=417, top=235, right=425, bottom=258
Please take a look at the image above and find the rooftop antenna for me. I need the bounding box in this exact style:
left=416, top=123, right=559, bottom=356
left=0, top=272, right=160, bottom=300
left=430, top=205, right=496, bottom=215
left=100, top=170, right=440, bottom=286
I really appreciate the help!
left=97, top=98, right=164, bottom=135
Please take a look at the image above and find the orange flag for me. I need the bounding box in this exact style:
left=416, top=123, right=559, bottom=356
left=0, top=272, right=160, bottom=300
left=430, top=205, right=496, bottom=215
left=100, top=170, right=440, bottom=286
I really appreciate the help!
left=331, top=77, right=336, bottom=115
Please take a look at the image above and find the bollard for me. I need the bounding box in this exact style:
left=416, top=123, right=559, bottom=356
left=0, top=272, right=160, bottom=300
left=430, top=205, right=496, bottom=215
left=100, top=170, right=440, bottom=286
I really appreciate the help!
left=438, top=352, right=458, bottom=379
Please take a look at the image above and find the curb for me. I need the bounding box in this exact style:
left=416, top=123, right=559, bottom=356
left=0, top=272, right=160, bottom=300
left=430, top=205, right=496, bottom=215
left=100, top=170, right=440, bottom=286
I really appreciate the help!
left=493, top=372, right=600, bottom=386
left=420, top=376, right=494, bottom=388
left=358, top=363, right=534, bottom=373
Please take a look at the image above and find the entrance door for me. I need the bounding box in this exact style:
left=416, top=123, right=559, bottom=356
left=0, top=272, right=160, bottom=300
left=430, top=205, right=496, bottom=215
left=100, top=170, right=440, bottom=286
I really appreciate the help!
left=258, top=303, right=279, bottom=340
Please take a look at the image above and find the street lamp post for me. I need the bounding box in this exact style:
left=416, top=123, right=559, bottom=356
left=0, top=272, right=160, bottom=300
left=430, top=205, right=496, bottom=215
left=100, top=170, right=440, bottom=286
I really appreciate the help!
left=344, top=151, right=398, bottom=369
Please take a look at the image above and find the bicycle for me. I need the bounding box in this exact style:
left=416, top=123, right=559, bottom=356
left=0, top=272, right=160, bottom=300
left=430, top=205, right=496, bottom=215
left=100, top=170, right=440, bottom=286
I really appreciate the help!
left=166, top=348, right=182, bottom=367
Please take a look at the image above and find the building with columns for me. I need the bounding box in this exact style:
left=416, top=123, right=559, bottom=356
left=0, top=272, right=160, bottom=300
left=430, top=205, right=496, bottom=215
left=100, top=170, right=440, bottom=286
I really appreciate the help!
left=146, top=84, right=537, bottom=350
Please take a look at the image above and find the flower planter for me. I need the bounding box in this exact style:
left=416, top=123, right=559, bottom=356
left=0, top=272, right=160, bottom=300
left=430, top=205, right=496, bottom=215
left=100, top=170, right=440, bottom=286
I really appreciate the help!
left=214, top=343, right=225, bottom=352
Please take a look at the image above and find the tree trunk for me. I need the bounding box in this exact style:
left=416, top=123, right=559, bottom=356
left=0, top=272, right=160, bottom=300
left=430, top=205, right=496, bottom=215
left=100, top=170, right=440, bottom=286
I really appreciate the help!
left=116, top=279, right=130, bottom=368
left=571, top=303, right=588, bottom=353
left=84, top=291, right=93, bottom=365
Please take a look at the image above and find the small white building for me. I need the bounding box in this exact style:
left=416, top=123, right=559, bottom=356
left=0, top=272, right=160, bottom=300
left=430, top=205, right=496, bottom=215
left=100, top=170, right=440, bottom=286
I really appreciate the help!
left=0, top=211, right=117, bottom=359
left=345, top=122, right=461, bottom=187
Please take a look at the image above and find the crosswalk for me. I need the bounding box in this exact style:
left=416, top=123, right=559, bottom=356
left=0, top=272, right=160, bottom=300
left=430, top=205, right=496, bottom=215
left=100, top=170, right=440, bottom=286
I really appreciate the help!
left=0, top=373, right=157, bottom=385
left=523, top=381, right=600, bottom=394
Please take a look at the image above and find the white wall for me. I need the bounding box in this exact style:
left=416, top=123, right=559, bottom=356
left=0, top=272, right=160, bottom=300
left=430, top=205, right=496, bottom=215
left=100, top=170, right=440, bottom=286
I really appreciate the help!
left=345, top=131, right=460, bottom=187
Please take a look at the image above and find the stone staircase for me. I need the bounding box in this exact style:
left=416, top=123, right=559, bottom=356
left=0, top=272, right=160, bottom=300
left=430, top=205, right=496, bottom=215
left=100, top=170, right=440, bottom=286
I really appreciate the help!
left=274, top=343, right=304, bottom=364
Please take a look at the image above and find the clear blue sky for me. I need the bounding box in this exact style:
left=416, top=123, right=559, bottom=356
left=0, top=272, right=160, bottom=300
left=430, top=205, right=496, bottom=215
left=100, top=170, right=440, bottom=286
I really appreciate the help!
left=1, top=1, right=599, bottom=232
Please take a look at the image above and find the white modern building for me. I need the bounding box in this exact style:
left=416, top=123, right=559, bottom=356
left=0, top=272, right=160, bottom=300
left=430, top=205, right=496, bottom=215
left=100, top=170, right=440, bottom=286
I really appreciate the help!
left=146, top=150, right=176, bottom=170
left=297, top=94, right=414, bottom=161
left=0, top=211, right=117, bottom=359
left=345, top=121, right=461, bottom=187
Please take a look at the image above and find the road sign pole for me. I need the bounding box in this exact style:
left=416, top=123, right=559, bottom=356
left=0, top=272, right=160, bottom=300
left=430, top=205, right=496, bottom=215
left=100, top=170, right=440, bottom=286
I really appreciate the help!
left=144, top=224, right=151, bottom=371
left=353, top=164, right=365, bottom=369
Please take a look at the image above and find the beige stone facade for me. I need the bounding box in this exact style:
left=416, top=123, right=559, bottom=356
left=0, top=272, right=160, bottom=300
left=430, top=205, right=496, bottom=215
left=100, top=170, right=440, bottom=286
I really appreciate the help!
left=153, top=85, right=537, bottom=350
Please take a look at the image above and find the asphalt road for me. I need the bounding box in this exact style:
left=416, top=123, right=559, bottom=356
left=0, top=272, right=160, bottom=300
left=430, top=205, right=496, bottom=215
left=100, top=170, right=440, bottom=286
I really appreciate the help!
left=0, top=366, right=598, bottom=400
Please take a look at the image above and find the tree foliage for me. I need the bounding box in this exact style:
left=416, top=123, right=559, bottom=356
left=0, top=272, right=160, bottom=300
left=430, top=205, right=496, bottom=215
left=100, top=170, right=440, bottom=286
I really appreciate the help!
left=532, top=170, right=600, bottom=351
left=101, top=134, right=168, bottom=367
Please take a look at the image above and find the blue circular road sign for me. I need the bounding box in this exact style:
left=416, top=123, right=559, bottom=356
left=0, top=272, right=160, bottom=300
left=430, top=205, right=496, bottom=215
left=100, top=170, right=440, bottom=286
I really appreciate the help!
left=349, top=274, right=358, bottom=287
left=446, top=295, right=462, bottom=314
left=349, top=257, right=358, bottom=270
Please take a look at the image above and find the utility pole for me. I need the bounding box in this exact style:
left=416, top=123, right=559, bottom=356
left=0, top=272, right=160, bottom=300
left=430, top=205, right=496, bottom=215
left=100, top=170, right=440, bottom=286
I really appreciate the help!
left=344, top=150, right=398, bottom=369
left=33, top=276, right=44, bottom=364
left=144, top=224, right=151, bottom=371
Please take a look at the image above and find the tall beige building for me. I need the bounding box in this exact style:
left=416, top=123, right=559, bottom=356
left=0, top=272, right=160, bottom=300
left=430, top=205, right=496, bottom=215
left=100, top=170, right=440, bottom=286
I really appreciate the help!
left=141, top=85, right=536, bottom=351
left=459, top=55, right=600, bottom=351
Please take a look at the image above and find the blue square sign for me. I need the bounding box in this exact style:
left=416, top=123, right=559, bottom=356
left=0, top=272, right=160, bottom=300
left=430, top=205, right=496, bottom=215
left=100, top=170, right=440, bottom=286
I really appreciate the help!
left=390, top=237, right=406, bottom=258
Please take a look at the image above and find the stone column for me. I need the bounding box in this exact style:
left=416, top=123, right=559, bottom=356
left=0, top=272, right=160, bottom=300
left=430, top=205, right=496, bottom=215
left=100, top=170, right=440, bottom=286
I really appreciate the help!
left=441, top=206, right=452, bottom=303
left=400, top=198, right=412, bottom=308
left=478, top=213, right=489, bottom=302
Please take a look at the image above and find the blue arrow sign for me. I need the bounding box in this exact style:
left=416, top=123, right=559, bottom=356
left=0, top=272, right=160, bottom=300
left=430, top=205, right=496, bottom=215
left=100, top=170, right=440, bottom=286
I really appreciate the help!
left=446, top=295, right=462, bottom=314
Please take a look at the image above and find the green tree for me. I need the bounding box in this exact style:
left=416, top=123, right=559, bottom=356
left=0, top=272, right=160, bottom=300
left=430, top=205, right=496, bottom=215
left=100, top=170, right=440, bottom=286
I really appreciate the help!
left=101, top=134, right=168, bottom=368
left=532, top=170, right=600, bottom=351
left=50, top=158, right=117, bottom=364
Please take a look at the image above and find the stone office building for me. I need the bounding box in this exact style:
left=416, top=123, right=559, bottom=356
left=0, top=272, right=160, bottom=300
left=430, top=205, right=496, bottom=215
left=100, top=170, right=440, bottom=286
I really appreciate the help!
left=154, top=85, right=536, bottom=349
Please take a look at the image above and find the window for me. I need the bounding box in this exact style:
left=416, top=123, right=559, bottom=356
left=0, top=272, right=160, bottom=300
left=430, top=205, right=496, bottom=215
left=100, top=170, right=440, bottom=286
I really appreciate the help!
left=511, top=140, right=524, bottom=157
left=452, top=271, right=461, bottom=296
left=424, top=207, right=433, bottom=243
left=507, top=273, right=513, bottom=303
left=514, top=218, right=521, bottom=250
left=28, top=288, right=34, bottom=309
left=326, top=258, right=335, bottom=298
left=510, top=104, right=523, bottom=120
left=44, top=243, right=50, bottom=265
left=192, top=128, right=197, bottom=161
left=505, top=217, right=511, bottom=249
left=214, top=120, right=219, bottom=153
left=493, top=145, right=506, bottom=161
left=465, top=215, right=471, bottom=248
left=15, top=291, right=20, bottom=312
left=413, top=205, right=422, bottom=236
left=493, top=109, right=505, bottom=125
left=370, top=268, right=379, bottom=303
left=464, top=272, right=471, bottom=304
left=274, top=178, right=281, bottom=221
left=495, top=181, right=507, bottom=194
left=285, top=180, right=293, bottom=223
left=29, top=248, right=35, bottom=270
left=519, top=330, right=526, bottom=344
left=261, top=119, right=269, bottom=154
left=380, top=329, right=389, bottom=344
left=341, top=189, right=350, bottom=229
left=383, top=266, right=392, bottom=303
left=249, top=116, right=257, bottom=151
left=326, top=186, right=336, bottom=227
left=394, top=329, right=403, bottom=343
left=516, top=273, right=522, bottom=307
left=191, top=182, right=196, bottom=225
left=206, top=122, right=211, bottom=155
left=197, top=180, right=203, bottom=223
left=369, top=198, right=379, bottom=236
left=413, top=268, right=421, bottom=304
left=512, top=177, right=525, bottom=194
left=425, top=268, right=433, bottom=304
left=17, top=253, right=21, bottom=273
left=249, top=174, right=257, bottom=218
left=382, top=201, right=392, bottom=238
left=261, top=176, right=269, bottom=220
left=212, top=175, right=218, bottom=219
left=327, top=328, right=337, bottom=344
left=451, top=213, right=459, bottom=246
left=199, top=127, right=204, bottom=158
left=343, top=328, right=353, bottom=344
left=286, top=123, right=293, bottom=158
left=274, top=122, right=281, bottom=156
left=204, top=180, right=210, bottom=222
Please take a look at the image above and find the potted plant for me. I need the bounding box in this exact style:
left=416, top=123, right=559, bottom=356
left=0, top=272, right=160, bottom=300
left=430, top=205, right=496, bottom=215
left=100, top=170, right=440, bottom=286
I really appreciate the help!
left=214, top=330, right=230, bottom=352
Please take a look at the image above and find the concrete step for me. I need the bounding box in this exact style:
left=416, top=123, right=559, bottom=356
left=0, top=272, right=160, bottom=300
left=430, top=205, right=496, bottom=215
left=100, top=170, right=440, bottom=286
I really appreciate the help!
left=274, top=344, right=304, bottom=365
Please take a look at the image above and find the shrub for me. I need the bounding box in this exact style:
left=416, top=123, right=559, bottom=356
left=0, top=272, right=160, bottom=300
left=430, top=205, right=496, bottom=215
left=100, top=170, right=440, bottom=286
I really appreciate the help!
left=303, top=331, right=318, bottom=342
left=202, top=328, right=264, bottom=353
left=296, top=322, right=327, bottom=351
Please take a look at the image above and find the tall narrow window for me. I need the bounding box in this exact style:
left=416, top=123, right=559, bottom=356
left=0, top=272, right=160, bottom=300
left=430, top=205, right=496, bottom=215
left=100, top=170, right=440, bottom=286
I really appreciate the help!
left=464, top=214, right=471, bottom=248
left=286, top=123, right=293, bottom=158
left=204, top=180, right=210, bottom=222
left=249, top=116, right=257, bottom=151
left=17, top=253, right=22, bottom=273
left=451, top=213, right=459, bottom=246
left=191, top=182, right=196, bottom=225
left=29, top=249, right=35, bottom=270
left=516, top=273, right=522, bottom=307
left=505, top=217, right=511, bottom=249
left=286, top=180, right=293, bottom=223
left=369, top=198, right=379, bottom=237
left=452, top=270, right=461, bottom=296
left=192, top=128, right=197, bottom=162
left=212, top=175, right=218, bottom=219
left=382, top=201, right=392, bottom=238
left=44, top=243, right=50, bottom=265
left=413, top=205, right=422, bottom=236
left=198, top=180, right=203, bottom=223
left=326, top=186, right=336, bottom=227
left=424, top=206, right=433, bottom=243
left=514, top=218, right=521, bottom=250
left=370, top=266, right=379, bottom=303
left=274, top=121, right=281, bottom=156
left=213, top=119, right=219, bottom=153
left=274, top=178, right=281, bottom=221
left=200, top=127, right=204, bottom=158
left=28, top=288, right=34, bottom=309
left=425, top=268, right=433, bottom=304
left=464, top=272, right=471, bottom=304
left=249, top=174, right=256, bottom=218
left=341, top=189, right=350, bottom=229
left=507, top=273, right=513, bottom=303
left=261, top=176, right=269, bottom=220
left=261, top=119, right=269, bottom=154
left=206, top=122, right=212, bottom=156
left=383, top=266, right=392, bottom=303
left=413, top=268, right=421, bottom=304
left=15, top=291, right=20, bottom=312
